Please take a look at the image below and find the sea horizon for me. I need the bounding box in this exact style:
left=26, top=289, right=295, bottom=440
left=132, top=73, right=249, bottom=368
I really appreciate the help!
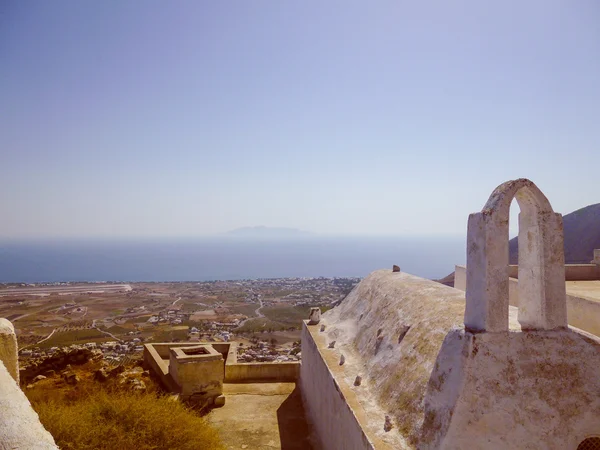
left=0, top=235, right=466, bottom=283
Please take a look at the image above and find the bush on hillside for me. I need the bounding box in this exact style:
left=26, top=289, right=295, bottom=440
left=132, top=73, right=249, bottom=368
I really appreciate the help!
left=28, top=387, right=224, bottom=450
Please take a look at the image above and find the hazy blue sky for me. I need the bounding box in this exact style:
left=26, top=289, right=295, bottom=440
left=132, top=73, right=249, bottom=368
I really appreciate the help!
left=1, top=1, right=599, bottom=238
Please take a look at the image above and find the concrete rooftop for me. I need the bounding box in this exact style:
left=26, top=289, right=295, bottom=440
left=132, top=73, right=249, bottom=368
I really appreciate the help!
left=566, top=280, right=600, bottom=303
left=206, top=383, right=314, bottom=450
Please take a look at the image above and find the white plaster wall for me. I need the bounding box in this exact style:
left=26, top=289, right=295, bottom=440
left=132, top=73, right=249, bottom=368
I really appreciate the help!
left=421, top=329, right=600, bottom=450
left=454, top=266, right=466, bottom=291
left=510, top=264, right=598, bottom=281
left=0, top=318, right=19, bottom=383
left=509, top=277, right=520, bottom=307
left=0, top=323, right=58, bottom=450
left=300, top=322, right=375, bottom=450
left=0, top=361, right=58, bottom=449
left=312, top=270, right=467, bottom=447
left=454, top=271, right=600, bottom=337
left=304, top=267, right=600, bottom=449
left=566, top=294, right=600, bottom=337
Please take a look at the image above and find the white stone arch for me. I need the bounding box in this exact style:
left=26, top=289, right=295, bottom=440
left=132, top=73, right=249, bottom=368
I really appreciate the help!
left=465, top=178, right=567, bottom=332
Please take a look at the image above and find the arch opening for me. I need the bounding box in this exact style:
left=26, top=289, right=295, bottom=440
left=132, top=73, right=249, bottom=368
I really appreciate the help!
left=465, top=179, right=567, bottom=332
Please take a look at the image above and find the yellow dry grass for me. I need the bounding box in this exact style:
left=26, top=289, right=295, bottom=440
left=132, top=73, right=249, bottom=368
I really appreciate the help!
left=27, top=383, right=224, bottom=450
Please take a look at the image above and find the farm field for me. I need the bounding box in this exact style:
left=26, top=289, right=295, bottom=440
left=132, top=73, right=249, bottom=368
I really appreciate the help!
left=1, top=277, right=359, bottom=352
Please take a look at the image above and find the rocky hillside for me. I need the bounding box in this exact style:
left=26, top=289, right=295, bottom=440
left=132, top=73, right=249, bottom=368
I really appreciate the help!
left=509, top=203, right=600, bottom=264
left=437, top=202, right=600, bottom=287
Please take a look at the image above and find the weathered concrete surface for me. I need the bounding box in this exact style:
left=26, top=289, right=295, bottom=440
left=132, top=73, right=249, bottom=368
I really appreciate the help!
left=0, top=361, right=58, bottom=449
left=0, top=318, right=18, bottom=383
left=225, top=343, right=300, bottom=382
left=303, top=270, right=496, bottom=448
left=145, top=342, right=300, bottom=390
left=453, top=265, right=466, bottom=291
left=455, top=267, right=600, bottom=337
left=421, top=329, right=600, bottom=449
left=308, top=269, right=600, bottom=449
left=148, top=342, right=230, bottom=360
left=169, top=345, right=223, bottom=402
left=225, top=360, right=299, bottom=383
left=565, top=293, right=600, bottom=337
left=207, top=383, right=314, bottom=450
left=302, top=320, right=379, bottom=450
left=0, top=319, right=57, bottom=449
left=508, top=264, right=599, bottom=281
left=466, top=178, right=567, bottom=332
left=302, top=180, right=599, bottom=449
left=566, top=280, right=600, bottom=303
left=143, top=343, right=180, bottom=393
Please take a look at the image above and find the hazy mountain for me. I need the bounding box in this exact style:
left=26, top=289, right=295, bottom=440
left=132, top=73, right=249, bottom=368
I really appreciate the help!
left=225, top=226, right=312, bottom=238
left=437, top=203, right=600, bottom=287
left=509, top=203, right=600, bottom=264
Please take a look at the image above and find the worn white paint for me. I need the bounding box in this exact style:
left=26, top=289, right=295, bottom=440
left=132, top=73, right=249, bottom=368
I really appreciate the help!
left=302, top=270, right=470, bottom=448
left=0, top=318, right=19, bottom=383
left=453, top=265, right=466, bottom=291
left=300, top=321, right=379, bottom=450
left=465, top=179, right=567, bottom=332
left=0, top=319, right=57, bottom=449
left=421, top=329, right=600, bottom=449
left=456, top=265, right=600, bottom=337
left=0, top=361, right=58, bottom=449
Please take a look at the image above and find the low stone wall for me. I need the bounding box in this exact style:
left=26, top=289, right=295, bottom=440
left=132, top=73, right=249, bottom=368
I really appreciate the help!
left=144, top=342, right=299, bottom=390
left=143, top=344, right=168, bottom=376
left=566, top=294, right=600, bottom=337
left=0, top=318, right=58, bottom=449
left=143, top=344, right=180, bottom=393
left=225, top=360, right=299, bottom=383
left=508, top=284, right=600, bottom=336
left=223, top=342, right=299, bottom=382
left=146, top=342, right=214, bottom=359
left=300, top=321, right=375, bottom=450
left=508, top=264, right=599, bottom=280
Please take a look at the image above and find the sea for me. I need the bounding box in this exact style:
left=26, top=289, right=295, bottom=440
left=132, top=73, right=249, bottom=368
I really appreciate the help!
left=0, top=236, right=466, bottom=283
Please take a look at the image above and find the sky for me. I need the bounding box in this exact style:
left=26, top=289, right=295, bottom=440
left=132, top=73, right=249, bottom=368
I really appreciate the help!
left=1, top=1, right=599, bottom=239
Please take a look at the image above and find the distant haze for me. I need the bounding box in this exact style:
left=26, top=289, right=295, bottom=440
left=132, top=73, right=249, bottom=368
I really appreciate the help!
left=226, top=226, right=312, bottom=238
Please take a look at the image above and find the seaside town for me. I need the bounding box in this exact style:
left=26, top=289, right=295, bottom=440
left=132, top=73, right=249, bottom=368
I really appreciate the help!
left=1, top=277, right=359, bottom=378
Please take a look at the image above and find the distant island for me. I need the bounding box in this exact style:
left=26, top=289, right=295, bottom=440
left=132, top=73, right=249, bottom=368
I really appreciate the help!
left=225, top=226, right=313, bottom=238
